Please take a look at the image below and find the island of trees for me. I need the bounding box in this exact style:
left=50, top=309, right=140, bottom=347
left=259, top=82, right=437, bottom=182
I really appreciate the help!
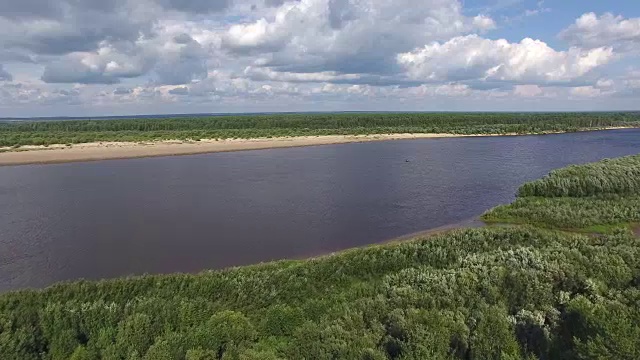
left=2, top=112, right=640, bottom=147
left=1, top=154, right=639, bottom=359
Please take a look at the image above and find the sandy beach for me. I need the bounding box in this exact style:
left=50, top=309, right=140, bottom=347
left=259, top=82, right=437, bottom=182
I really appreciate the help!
left=0, top=133, right=496, bottom=166
left=0, top=127, right=633, bottom=166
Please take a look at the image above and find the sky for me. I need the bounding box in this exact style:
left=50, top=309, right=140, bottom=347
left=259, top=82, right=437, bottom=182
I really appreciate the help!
left=0, top=0, right=639, bottom=117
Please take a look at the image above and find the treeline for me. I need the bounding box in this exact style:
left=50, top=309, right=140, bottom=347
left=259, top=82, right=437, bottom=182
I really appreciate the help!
left=1, top=112, right=639, bottom=147
left=518, top=155, right=640, bottom=197
left=484, top=154, right=640, bottom=231
left=1, top=156, right=640, bottom=359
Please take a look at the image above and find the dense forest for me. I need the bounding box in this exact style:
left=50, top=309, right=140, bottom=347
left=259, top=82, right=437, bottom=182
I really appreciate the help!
left=2, top=112, right=640, bottom=147
left=1, top=155, right=639, bottom=359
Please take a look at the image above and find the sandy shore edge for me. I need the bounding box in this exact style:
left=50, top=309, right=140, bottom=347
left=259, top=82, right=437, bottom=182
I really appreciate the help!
left=0, top=127, right=634, bottom=166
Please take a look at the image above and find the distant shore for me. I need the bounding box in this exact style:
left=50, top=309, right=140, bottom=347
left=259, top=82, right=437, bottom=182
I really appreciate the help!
left=0, top=127, right=634, bottom=166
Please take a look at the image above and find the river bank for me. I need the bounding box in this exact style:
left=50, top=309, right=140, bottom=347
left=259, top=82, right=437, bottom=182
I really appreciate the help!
left=0, top=127, right=634, bottom=166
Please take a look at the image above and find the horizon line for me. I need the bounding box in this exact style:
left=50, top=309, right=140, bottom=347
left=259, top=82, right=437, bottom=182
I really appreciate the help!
left=3, top=110, right=640, bottom=121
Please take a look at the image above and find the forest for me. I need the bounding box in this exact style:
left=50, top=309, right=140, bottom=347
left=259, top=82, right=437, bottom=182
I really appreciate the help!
left=1, top=155, right=639, bottom=359
left=1, top=112, right=640, bottom=147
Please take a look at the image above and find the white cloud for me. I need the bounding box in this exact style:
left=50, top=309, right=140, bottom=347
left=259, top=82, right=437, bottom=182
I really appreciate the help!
left=514, top=85, right=543, bottom=97
left=397, top=35, right=613, bottom=84
left=41, top=45, right=152, bottom=84
left=222, top=0, right=495, bottom=75
left=41, top=30, right=209, bottom=85
left=434, top=83, right=471, bottom=96
left=1, top=1, right=639, bottom=115
left=559, top=13, right=640, bottom=52
left=472, top=15, right=497, bottom=31
left=570, top=86, right=601, bottom=97
left=524, top=1, right=551, bottom=17
left=596, top=78, right=614, bottom=88
left=243, top=66, right=361, bottom=83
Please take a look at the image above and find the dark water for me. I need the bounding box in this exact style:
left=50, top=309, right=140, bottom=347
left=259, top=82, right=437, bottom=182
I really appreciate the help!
left=1, top=129, right=639, bottom=292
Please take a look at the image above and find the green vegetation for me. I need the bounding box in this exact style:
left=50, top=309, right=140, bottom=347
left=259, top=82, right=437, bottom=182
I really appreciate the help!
left=483, top=154, right=640, bottom=232
left=2, top=112, right=639, bottom=147
left=2, top=155, right=640, bottom=359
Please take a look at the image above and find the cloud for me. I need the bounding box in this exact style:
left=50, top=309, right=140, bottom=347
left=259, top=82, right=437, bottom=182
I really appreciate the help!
left=0, top=65, right=12, bottom=81
left=41, top=44, right=152, bottom=84
left=113, top=87, right=133, bottom=95
left=154, top=34, right=208, bottom=85
left=169, top=86, right=190, bottom=95
left=156, top=0, right=233, bottom=13
left=41, top=31, right=208, bottom=85
left=0, top=1, right=160, bottom=56
left=42, top=56, right=122, bottom=84
left=524, top=1, right=551, bottom=17
left=559, top=13, right=640, bottom=52
left=397, top=35, right=613, bottom=85
left=222, top=0, right=496, bottom=76
left=472, top=15, right=497, bottom=31
left=243, top=66, right=359, bottom=82
left=1, top=0, right=639, bottom=115
left=264, top=0, right=296, bottom=7
left=0, top=82, right=88, bottom=106
left=570, top=86, right=601, bottom=97
left=0, top=0, right=63, bottom=19
left=513, top=84, right=543, bottom=97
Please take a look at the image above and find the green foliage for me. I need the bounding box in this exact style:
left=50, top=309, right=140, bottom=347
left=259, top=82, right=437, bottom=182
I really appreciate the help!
left=1, top=154, right=640, bottom=359
left=518, top=155, right=640, bottom=198
left=1, top=112, right=639, bottom=147
left=484, top=154, right=640, bottom=231
left=483, top=195, right=640, bottom=229
left=116, top=313, right=157, bottom=357
left=69, top=345, right=97, bottom=360
left=186, top=349, right=217, bottom=360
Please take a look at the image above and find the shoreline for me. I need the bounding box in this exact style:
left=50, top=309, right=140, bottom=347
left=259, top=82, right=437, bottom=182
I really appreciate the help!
left=292, top=217, right=487, bottom=263
left=0, top=127, right=634, bottom=166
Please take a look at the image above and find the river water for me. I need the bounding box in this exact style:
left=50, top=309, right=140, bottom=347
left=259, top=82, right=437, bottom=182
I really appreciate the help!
left=1, top=129, right=639, bottom=292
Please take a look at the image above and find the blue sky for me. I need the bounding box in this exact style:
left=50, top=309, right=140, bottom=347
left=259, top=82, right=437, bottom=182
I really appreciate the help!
left=479, top=0, right=640, bottom=45
left=0, top=0, right=639, bottom=117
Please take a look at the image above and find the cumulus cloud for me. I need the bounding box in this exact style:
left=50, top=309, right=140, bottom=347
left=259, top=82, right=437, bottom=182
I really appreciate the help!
left=472, top=15, right=497, bottom=31
left=559, top=13, right=640, bottom=52
left=41, top=30, right=208, bottom=85
left=0, top=65, right=12, bottom=81
left=41, top=45, right=151, bottom=84
left=1, top=0, right=638, bottom=114
left=42, top=57, right=121, bottom=84
left=1, top=0, right=216, bottom=85
left=223, top=0, right=496, bottom=76
left=0, top=1, right=160, bottom=56
left=397, top=35, right=613, bottom=84
left=154, top=34, right=208, bottom=85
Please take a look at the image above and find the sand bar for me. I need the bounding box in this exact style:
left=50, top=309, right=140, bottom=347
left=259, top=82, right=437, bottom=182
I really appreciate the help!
left=0, top=128, right=634, bottom=166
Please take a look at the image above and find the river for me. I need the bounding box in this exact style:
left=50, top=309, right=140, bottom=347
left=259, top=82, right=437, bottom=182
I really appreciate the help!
left=1, top=129, right=639, bottom=292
